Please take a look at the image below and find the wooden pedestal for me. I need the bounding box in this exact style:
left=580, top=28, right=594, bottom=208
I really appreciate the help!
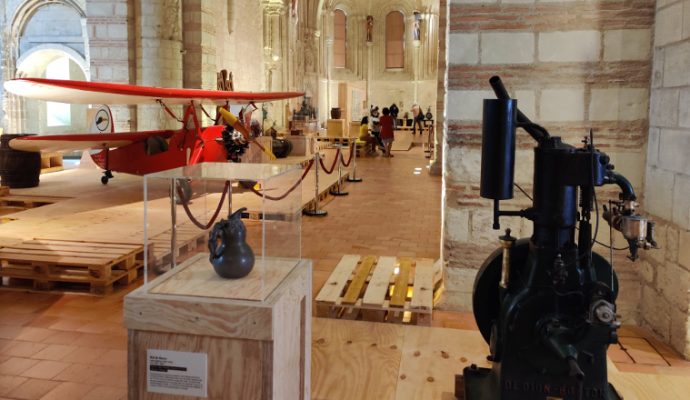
left=287, top=135, right=315, bottom=157
left=124, top=255, right=312, bottom=400
left=326, top=119, right=346, bottom=137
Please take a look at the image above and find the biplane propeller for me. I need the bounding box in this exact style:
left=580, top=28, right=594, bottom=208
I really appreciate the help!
left=3, top=78, right=304, bottom=184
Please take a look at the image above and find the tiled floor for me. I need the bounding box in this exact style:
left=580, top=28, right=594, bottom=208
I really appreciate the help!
left=0, top=145, right=688, bottom=399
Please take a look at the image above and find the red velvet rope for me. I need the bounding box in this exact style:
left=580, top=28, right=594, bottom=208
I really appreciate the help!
left=340, top=143, right=355, bottom=167
left=249, top=160, right=315, bottom=201
left=178, top=180, right=230, bottom=230
left=318, top=148, right=341, bottom=174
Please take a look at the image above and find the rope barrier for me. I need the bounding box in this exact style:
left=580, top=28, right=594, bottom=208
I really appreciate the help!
left=340, top=143, right=355, bottom=167
left=319, top=148, right=341, bottom=174
left=178, top=180, right=230, bottom=230
left=249, top=159, right=315, bottom=201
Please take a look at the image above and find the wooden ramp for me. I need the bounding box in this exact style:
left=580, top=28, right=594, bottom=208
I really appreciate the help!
left=392, top=131, right=414, bottom=151
left=0, top=239, right=145, bottom=294
left=315, top=255, right=442, bottom=325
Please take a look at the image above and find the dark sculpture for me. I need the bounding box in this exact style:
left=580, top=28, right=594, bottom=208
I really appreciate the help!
left=456, top=76, right=657, bottom=400
left=208, top=207, right=255, bottom=279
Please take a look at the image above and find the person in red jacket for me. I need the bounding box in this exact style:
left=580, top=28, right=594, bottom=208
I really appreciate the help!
left=379, top=107, right=395, bottom=158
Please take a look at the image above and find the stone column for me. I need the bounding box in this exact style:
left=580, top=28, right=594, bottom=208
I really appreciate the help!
left=429, top=0, right=446, bottom=176
left=86, top=0, right=135, bottom=131
left=135, top=0, right=183, bottom=131
left=262, top=0, right=287, bottom=128
left=182, top=0, right=217, bottom=91
left=325, top=37, right=333, bottom=117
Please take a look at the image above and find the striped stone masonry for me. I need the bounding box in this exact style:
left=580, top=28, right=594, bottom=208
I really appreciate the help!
left=87, top=0, right=134, bottom=131
left=639, top=0, right=690, bottom=358
left=440, top=0, right=655, bottom=327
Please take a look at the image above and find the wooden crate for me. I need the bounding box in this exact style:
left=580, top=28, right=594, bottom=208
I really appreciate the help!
left=124, top=254, right=311, bottom=400
left=315, top=255, right=443, bottom=325
left=40, top=152, right=63, bottom=174
left=0, top=239, right=146, bottom=294
left=326, top=119, right=346, bottom=137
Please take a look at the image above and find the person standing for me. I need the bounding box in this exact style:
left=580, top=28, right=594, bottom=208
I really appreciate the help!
left=380, top=107, right=395, bottom=158
left=390, top=103, right=399, bottom=128
left=370, top=106, right=384, bottom=152
left=411, top=103, right=424, bottom=135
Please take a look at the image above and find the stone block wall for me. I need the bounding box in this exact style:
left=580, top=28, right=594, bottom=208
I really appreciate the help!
left=86, top=0, right=135, bottom=131
left=639, top=0, right=690, bottom=358
left=441, top=0, right=655, bottom=321
left=214, top=0, right=265, bottom=92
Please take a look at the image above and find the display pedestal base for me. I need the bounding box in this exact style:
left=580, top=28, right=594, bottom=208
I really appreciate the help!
left=303, top=208, right=328, bottom=217
left=124, top=255, right=312, bottom=400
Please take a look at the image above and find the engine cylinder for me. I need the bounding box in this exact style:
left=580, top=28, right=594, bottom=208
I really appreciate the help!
left=480, top=99, right=517, bottom=200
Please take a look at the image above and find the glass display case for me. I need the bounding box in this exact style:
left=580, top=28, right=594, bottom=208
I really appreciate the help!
left=142, top=162, right=302, bottom=300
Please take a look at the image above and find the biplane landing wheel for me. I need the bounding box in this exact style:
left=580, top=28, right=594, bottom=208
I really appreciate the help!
left=101, top=170, right=114, bottom=185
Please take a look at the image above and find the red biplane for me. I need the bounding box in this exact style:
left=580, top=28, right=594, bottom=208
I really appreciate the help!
left=3, top=78, right=304, bottom=184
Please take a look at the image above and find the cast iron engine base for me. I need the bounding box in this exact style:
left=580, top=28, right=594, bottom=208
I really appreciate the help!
left=455, top=365, right=622, bottom=400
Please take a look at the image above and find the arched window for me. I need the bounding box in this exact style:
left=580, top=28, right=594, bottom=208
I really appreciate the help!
left=385, top=11, right=404, bottom=69
left=333, top=9, right=346, bottom=68
left=45, top=57, right=71, bottom=127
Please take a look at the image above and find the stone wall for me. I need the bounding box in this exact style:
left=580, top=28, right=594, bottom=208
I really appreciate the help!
left=639, top=0, right=690, bottom=358
left=441, top=0, right=655, bottom=323
left=214, top=0, right=265, bottom=92
left=86, top=0, right=135, bottom=132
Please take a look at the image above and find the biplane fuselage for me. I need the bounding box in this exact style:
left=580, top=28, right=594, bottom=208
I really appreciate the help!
left=89, top=125, right=226, bottom=176
left=3, top=78, right=303, bottom=183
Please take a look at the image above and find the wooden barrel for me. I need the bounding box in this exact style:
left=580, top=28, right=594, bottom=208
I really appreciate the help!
left=272, top=139, right=293, bottom=159
left=0, top=134, right=41, bottom=188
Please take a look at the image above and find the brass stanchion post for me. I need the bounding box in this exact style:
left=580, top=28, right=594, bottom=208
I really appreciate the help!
left=303, top=151, right=328, bottom=216
left=330, top=145, right=349, bottom=196
left=347, top=141, right=363, bottom=182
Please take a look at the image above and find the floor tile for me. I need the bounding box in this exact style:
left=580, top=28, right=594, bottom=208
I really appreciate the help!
left=90, top=350, right=126, bottom=368
left=0, top=341, right=47, bottom=358
left=0, top=375, right=28, bottom=396
left=80, top=385, right=126, bottom=400
left=29, top=345, right=78, bottom=361
left=38, top=381, right=94, bottom=400
left=0, top=358, right=40, bottom=376
left=60, top=347, right=107, bottom=365
left=5, top=378, right=60, bottom=400
left=20, top=360, right=70, bottom=380
left=52, top=363, right=91, bottom=384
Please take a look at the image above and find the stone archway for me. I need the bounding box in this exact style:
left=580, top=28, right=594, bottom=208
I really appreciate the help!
left=3, top=0, right=88, bottom=132
left=15, top=46, right=89, bottom=135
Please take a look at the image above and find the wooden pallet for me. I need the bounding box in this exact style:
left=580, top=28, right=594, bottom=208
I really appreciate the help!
left=315, top=136, right=356, bottom=145
left=303, top=171, right=350, bottom=211
left=315, top=255, right=442, bottom=325
left=0, top=194, right=68, bottom=209
left=0, top=239, right=145, bottom=294
left=149, top=223, right=210, bottom=270
left=40, top=152, right=64, bottom=174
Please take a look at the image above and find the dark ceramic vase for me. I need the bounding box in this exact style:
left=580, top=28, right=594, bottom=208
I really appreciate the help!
left=208, top=207, right=255, bottom=279
left=330, top=107, right=342, bottom=119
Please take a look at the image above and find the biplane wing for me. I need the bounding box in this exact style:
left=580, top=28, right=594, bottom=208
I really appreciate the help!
left=9, top=131, right=175, bottom=153
left=4, top=78, right=304, bottom=105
